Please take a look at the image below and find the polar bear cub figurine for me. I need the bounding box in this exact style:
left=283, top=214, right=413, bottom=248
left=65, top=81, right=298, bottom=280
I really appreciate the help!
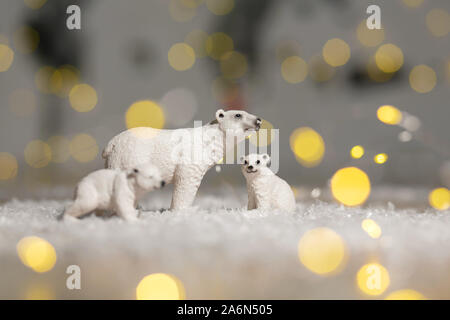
left=241, top=154, right=296, bottom=212
left=63, top=163, right=165, bottom=221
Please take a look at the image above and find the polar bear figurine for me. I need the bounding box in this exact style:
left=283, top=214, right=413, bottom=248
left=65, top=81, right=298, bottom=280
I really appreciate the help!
left=63, top=163, right=165, bottom=221
left=241, top=153, right=296, bottom=212
left=102, top=109, right=261, bottom=210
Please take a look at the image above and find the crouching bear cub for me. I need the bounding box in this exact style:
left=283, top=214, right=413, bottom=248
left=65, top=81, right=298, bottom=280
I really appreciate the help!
left=103, top=109, right=261, bottom=210
left=63, top=164, right=165, bottom=221
left=241, top=154, right=296, bottom=212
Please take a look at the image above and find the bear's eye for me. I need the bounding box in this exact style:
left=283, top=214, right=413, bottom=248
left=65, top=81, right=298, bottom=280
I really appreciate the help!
left=256, top=160, right=260, bottom=164
left=244, top=160, right=248, bottom=165
left=133, top=169, right=139, bottom=173
left=235, top=114, right=241, bottom=118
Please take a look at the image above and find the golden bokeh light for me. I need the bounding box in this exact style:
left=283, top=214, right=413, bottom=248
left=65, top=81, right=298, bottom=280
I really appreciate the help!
left=385, top=289, right=426, bottom=300
left=350, top=145, right=364, bottom=159
left=308, top=54, right=335, bottom=82
left=298, top=228, right=347, bottom=275
left=409, top=65, right=437, bottom=94
left=0, top=44, right=14, bottom=72
left=402, top=0, right=423, bottom=8
left=206, top=32, right=234, bottom=60
left=185, top=29, right=209, bottom=58
left=331, top=167, right=371, bottom=206
left=206, top=0, right=234, bottom=16
left=428, top=187, right=450, bottom=210
left=290, top=127, right=325, bottom=168
left=13, top=26, right=39, bottom=54
left=69, top=134, right=98, bottom=163
left=356, top=21, right=384, bottom=47
left=136, top=273, right=186, bottom=300
left=356, top=263, right=390, bottom=296
left=0, top=152, right=18, bottom=180
left=426, top=9, right=450, bottom=38
left=367, top=56, right=394, bottom=83
left=35, top=66, right=55, bottom=94
left=50, top=65, right=79, bottom=97
left=249, top=119, right=274, bottom=147
left=220, top=51, right=248, bottom=79
left=25, top=283, right=54, bottom=300
left=169, top=0, right=196, bottom=23
left=168, top=43, right=196, bottom=71
left=69, top=84, right=98, bottom=112
left=8, top=88, right=36, bottom=117
left=377, top=105, right=402, bottom=125
left=375, top=44, right=404, bottom=73
left=24, top=140, right=52, bottom=168
left=374, top=153, right=388, bottom=164
left=17, top=236, right=57, bottom=273
left=24, top=0, right=47, bottom=10
left=322, top=38, right=351, bottom=67
left=47, top=136, right=71, bottom=163
left=375, top=43, right=404, bottom=73
left=361, top=219, right=382, bottom=239
left=281, top=56, right=308, bottom=84
left=126, top=100, right=165, bottom=131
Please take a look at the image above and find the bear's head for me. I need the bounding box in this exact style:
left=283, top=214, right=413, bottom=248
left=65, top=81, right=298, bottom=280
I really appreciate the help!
left=240, top=153, right=271, bottom=175
left=127, top=163, right=165, bottom=191
left=214, top=109, right=261, bottom=135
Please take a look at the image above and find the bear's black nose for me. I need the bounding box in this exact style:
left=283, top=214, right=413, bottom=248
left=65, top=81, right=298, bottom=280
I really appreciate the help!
left=161, top=181, right=166, bottom=187
left=256, top=118, right=262, bottom=125
left=248, top=165, right=254, bottom=170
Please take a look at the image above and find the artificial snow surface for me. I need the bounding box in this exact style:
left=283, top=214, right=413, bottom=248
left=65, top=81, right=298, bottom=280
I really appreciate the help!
left=0, top=187, right=449, bottom=299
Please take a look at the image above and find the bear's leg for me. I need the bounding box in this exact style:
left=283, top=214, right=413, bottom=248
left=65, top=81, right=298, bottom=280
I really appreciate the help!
left=255, top=195, right=271, bottom=211
left=170, top=167, right=203, bottom=210
left=247, top=187, right=256, bottom=210
left=114, top=193, right=139, bottom=222
left=64, top=197, right=98, bottom=220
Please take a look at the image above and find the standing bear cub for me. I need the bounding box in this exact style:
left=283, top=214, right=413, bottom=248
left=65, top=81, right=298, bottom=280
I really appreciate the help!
left=241, top=154, right=296, bottom=212
left=63, top=163, right=165, bottom=221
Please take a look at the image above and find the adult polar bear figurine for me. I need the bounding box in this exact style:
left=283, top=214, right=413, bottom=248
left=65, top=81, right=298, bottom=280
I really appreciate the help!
left=103, top=109, right=261, bottom=210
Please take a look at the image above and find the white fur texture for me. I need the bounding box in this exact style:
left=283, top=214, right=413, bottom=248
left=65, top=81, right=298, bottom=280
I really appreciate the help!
left=242, top=153, right=296, bottom=212
left=64, top=164, right=164, bottom=221
left=103, top=109, right=261, bottom=210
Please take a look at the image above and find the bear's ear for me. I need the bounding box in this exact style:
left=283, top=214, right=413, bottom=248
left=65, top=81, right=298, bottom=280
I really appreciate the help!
left=262, top=154, right=271, bottom=166
left=216, top=109, right=225, bottom=122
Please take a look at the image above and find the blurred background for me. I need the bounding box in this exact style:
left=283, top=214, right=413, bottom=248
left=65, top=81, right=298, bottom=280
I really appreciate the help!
left=1, top=0, right=450, bottom=301
left=0, top=0, right=449, bottom=205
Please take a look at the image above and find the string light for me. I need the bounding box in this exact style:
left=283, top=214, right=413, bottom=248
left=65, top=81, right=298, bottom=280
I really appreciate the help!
left=136, top=273, right=185, bottom=300
left=281, top=56, right=308, bottom=83
left=69, top=134, right=98, bottom=163
left=17, top=236, right=57, bottom=273
left=0, top=44, right=14, bottom=72
left=168, top=43, right=196, bottom=71
left=290, top=127, right=325, bottom=167
left=350, top=145, right=364, bottom=159
left=298, top=228, right=347, bottom=275
left=356, top=263, right=390, bottom=296
left=322, top=38, right=351, bottom=67
left=331, top=167, right=371, bottom=206
left=374, top=153, right=388, bottom=164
